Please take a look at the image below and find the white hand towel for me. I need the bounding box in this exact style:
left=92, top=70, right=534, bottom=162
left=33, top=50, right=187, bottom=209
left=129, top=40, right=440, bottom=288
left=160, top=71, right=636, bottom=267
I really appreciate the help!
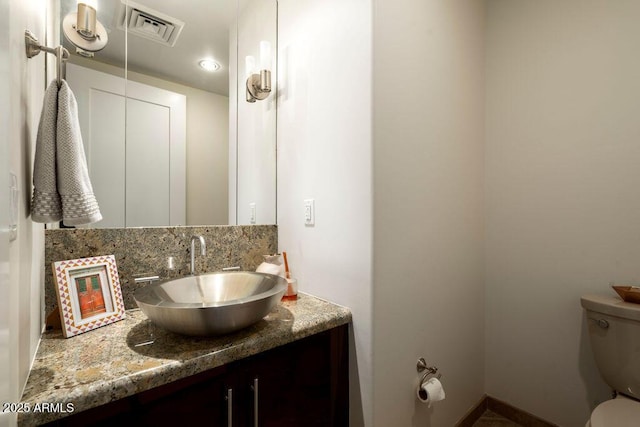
left=31, top=81, right=63, bottom=223
left=56, top=81, right=102, bottom=225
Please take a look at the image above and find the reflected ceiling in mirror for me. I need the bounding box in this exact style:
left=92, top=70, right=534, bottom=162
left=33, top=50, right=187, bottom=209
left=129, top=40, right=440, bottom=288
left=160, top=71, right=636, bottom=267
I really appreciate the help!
left=60, top=0, right=234, bottom=95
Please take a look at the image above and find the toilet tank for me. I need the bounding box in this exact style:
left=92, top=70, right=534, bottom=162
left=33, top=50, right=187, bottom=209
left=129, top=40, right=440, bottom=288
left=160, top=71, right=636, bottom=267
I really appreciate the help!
left=581, top=294, right=640, bottom=400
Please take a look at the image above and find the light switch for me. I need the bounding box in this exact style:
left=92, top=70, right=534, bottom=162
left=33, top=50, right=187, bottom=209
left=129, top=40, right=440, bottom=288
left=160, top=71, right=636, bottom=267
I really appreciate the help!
left=304, top=199, right=315, bottom=226
left=249, top=203, right=256, bottom=224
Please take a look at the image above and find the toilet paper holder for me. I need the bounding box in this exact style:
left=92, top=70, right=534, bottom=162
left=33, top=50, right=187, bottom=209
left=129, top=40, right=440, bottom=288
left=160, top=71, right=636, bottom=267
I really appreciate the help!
left=417, top=357, right=442, bottom=385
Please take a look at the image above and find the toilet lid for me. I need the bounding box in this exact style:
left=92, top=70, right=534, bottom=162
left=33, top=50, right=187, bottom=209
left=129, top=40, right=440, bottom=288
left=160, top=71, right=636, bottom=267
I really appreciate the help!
left=591, top=397, right=640, bottom=427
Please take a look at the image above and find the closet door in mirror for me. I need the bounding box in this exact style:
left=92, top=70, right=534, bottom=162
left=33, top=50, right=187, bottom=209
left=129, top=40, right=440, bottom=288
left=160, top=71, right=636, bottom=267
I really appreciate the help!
left=68, top=64, right=186, bottom=227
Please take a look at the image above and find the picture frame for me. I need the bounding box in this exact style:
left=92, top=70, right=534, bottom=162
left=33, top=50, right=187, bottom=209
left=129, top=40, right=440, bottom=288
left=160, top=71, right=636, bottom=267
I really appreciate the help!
left=52, top=255, right=126, bottom=338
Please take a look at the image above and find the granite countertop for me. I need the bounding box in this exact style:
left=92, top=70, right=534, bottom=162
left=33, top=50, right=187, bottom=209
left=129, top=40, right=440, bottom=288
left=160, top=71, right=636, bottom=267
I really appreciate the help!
left=18, top=293, right=351, bottom=426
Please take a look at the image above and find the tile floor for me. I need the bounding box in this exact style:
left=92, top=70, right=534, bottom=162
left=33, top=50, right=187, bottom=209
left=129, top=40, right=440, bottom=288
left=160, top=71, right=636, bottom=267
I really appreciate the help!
left=472, top=410, right=522, bottom=427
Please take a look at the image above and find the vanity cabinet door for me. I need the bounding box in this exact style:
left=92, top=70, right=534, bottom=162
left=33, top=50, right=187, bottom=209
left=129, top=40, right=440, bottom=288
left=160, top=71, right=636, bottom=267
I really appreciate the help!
left=241, top=324, right=349, bottom=426
left=133, top=366, right=231, bottom=425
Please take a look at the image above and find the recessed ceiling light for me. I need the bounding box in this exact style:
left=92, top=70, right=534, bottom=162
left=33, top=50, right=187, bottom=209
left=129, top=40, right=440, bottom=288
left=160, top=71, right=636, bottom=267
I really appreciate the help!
left=199, top=59, right=220, bottom=72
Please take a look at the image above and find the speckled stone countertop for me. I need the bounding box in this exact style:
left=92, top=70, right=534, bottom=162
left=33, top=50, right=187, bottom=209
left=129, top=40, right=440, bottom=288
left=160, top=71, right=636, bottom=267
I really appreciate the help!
left=18, top=293, right=351, bottom=426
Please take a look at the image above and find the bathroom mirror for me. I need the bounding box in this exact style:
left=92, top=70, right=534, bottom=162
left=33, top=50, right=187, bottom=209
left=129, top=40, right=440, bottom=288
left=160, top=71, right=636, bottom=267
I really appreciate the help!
left=56, top=0, right=277, bottom=227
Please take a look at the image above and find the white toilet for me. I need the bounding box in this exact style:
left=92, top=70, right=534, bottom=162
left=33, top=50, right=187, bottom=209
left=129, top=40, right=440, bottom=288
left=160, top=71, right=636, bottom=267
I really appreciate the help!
left=581, top=294, right=640, bottom=427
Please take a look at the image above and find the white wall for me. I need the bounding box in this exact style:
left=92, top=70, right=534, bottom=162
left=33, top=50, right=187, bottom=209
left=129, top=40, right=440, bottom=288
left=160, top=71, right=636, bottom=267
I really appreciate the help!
left=485, top=1, right=639, bottom=425
left=276, top=0, right=373, bottom=425
left=1, top=1, right=46, bottom=425
left=373, top=0, right=486, bottom=425
left=183, top=89, right=228, bottom=225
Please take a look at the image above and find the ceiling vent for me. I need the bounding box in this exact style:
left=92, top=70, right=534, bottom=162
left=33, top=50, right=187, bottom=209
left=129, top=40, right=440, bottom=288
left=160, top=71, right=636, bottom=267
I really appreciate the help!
left=116, top=0, right=185, bottom=47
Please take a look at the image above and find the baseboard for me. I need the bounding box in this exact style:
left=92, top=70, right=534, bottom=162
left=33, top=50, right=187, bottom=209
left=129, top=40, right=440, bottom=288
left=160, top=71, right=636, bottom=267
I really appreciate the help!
left=456, top=395, right=559, bottom=427
left=455, top=394, right=488, bottom=427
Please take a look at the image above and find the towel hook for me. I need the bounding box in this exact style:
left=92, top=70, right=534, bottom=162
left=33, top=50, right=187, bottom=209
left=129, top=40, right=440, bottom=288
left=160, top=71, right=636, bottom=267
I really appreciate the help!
left=55, top=46, right=67, bottom=86
left=25, top=30, right=69, bottom=86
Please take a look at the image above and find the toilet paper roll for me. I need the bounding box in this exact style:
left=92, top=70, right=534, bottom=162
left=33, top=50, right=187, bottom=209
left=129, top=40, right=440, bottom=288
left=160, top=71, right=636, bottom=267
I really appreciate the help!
left=417, top=377, right=446, bottom=407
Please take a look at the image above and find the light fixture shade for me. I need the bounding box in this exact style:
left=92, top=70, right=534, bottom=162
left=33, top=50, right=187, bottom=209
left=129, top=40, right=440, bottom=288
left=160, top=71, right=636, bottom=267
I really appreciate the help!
left=78, top=0, right=99, bottom=11
left=63, top=10, right=108, bottom=52
left=76, top=2, right=97, bottom=38
left=260, top=41, right=271, bottom=70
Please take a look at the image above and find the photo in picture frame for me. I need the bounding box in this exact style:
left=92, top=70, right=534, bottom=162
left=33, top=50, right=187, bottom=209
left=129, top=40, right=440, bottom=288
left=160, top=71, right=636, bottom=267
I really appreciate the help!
left=52, top=255, right=126, bottom=338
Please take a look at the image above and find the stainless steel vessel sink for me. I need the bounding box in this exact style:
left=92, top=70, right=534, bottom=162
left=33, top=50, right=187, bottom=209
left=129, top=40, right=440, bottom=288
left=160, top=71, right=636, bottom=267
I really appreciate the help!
left=134, top=271, right=287, bottom=336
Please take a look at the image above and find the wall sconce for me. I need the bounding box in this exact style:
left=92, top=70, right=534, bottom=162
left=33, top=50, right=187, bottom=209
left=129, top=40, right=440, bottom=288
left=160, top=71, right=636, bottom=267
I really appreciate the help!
left=246, top=41, right=272, bottom=103
left=62, top=0, right=108, bottom=57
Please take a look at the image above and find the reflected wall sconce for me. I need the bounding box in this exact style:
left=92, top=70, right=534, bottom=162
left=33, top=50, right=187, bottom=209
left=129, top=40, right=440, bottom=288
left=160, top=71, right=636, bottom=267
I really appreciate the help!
left=246, top=41, right=272, bottom=103
left=62, top=0, right=108, bottom=57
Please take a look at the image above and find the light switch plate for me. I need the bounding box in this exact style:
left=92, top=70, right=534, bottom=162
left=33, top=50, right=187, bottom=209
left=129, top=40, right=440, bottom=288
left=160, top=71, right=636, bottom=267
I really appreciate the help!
left=249, top=203, right=256, bottom=224
left=9, top=173, right=18, bottom=241
left=304, top=199, right=315, bottom=226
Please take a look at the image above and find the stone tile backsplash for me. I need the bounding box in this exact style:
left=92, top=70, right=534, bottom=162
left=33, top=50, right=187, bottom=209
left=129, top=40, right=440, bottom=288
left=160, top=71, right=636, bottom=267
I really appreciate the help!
left=44, top=225, right=277, bottom=315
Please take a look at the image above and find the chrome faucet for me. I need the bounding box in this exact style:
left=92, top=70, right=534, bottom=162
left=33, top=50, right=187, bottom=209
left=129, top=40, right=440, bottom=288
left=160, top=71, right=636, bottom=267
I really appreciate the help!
left=189, top=235, right=206, bottom=275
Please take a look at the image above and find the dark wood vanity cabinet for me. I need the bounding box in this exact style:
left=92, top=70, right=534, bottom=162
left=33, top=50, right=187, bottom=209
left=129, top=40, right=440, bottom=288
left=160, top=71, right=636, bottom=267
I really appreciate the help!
left=45, top=324, right=348, bottom=427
